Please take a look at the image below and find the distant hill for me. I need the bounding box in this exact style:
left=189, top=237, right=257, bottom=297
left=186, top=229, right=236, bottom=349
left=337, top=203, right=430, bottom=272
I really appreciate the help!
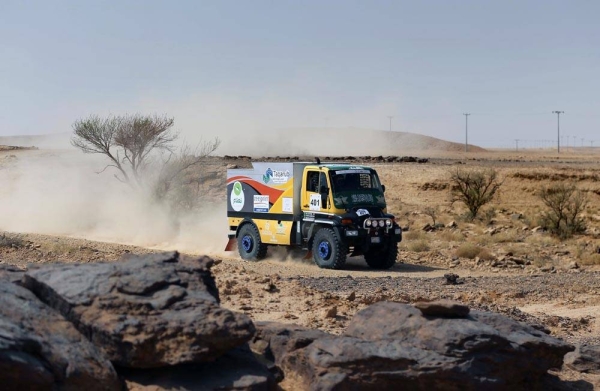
left=0, top=133, right=70, bottom=149
left=0, top=128, right=485, bottom=156
left=216, top=127, right=486, bottom=156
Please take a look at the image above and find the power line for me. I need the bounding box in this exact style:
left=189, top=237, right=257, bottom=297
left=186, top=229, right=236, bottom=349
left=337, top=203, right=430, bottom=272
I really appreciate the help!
left=463, top=113, right=471, bottom=152
left=552, top=111, right=564, bottom=153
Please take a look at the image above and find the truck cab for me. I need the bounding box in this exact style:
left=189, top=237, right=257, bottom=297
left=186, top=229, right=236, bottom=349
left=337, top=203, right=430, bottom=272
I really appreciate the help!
left=226, top=161, right=401, bottom=269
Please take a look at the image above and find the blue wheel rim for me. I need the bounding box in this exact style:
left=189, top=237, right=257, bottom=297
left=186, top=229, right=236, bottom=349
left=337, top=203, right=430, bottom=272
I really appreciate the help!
left=318, top=241, right=331, bottom=259
left=241, top=235, right=253, bottom=252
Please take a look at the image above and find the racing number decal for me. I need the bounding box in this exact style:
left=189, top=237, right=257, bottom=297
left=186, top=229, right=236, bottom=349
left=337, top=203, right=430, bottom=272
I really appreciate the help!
left=309, top=194, right=321, bottom=211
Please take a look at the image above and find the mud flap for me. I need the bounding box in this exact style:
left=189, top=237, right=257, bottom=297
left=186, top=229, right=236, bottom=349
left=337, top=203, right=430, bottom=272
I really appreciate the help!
left=224, top=236, right=237, bottom=251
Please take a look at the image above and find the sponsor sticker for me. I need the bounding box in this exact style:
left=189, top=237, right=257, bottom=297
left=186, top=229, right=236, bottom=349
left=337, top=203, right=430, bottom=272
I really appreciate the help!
left=304, top=212, right=315, bottom=220
left=356, top=208, right=370, bottom=217
left=253, top=195, right=269, bottom=212
left=351, top=194, right=374, bottom=203
left=335, top=169, right=370, bottom=175
left=276, top=222, right=286, bottom=235
left=230, top=181, right=244, bottom=211
left=282, top=197, right=293, bottom=213
left=263, top=167, right=291, bottom=184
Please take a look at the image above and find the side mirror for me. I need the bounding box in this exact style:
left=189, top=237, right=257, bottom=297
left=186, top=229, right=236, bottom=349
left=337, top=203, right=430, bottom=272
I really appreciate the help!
left=382, top=185, right=386, bottom=193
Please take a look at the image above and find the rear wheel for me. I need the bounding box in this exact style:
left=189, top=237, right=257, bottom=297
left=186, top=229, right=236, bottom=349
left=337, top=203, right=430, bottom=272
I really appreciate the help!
left=238, top=224, right=268, bottom=261
left=364, top=239, right=398, bottom=269
left=312, top=228, right=347, bottom=269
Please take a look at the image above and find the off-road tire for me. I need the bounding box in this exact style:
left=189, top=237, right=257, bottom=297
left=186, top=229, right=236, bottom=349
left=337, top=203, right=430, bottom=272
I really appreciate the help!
left=312, top=228, right=347, bottom=269
left=364, top=239, right=398, bottom=269
left=237, top=224, right=268, bottom=261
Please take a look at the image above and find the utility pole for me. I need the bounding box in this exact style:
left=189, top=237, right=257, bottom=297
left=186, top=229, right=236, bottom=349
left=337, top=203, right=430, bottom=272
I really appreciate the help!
left=515, top=139, right=519, bottom=152
left=387, top=116, right=393, bottom=131
left=581, top=138, right=584, bottom=147
left=553, top=111, right=564, bottom=153
left=463, top=113, right=470, bottom=152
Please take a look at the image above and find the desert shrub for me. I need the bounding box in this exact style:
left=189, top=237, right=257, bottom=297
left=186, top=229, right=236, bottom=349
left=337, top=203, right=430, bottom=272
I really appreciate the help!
left=473, top=234, right=493, bottom=246
left=404, top=230, right=428, bottom=241
left=491, top=230, right=518, bottom=244
left=504, top=245, right=528, bottom=257
left=439, top=231, right=466, bottom=242
left=455, top=243, right=483, bottom=259
left=482, top=207, right=496, bottom=225
left=538, top=182, right=587, bottom=239
left=41, top=242, right=79, bottom=255
left=423, top=206, right=437, bottom=225
left=579, top=253, right=600, bottom=265
left=477, top=247, right=495, bottom=260
left=450, top=169, right=502, bottom=220
left=525, top=235, right=557, bottom=247
left=0, top=234, right=24, bottom=249
left=407, top=240, right=430, bottom=252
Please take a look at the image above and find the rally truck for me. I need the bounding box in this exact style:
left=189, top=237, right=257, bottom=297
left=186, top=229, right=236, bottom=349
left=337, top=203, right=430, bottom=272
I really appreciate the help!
left=225, top=160, right=402, bottom=269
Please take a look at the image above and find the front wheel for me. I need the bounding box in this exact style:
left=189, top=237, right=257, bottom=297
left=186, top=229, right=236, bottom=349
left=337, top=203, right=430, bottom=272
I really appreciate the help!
left=312, top=228, right=347, bottom=269
left=237, top=224, right=268, bottom=261
left=364, top=239, right=398, bottom=270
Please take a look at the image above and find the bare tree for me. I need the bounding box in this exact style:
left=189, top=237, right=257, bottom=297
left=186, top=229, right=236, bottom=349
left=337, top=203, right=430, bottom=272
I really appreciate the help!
left=538, top=182, right=587, bottom=239
left=71, top=115, right=131, bottom=183
left=450, top=169, right=502, bottom=219
left=114, top=114, right=178, bottom=185
left=72, top=114, right=220, bottom=209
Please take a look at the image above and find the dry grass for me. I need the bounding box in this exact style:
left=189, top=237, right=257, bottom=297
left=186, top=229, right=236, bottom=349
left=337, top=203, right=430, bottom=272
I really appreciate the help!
left=406, top=239, right=430, bottom=252
left=404, top=230, right=428, bottom=241
left=525, top=234, right=558, bottom=247
left=438, top=231, right=466, bottom=242
left=491, top=230, right=519, bottom=243
left=477, top=247, right=496, bottom=261
left=40, top=241, right=79, bottom=256
left=455, top=243, right=480, bottom=259
left=579, top=253, right=600, bottom=265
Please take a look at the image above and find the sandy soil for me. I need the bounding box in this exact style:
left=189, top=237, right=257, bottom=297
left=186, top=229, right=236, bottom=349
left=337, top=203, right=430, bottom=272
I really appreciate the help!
left=2, top=144, right=600, bottom=388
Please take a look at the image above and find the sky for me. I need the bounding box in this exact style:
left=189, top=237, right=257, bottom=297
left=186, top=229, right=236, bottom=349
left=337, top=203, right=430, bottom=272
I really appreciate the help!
left=1, top=0, right=599, bottom=148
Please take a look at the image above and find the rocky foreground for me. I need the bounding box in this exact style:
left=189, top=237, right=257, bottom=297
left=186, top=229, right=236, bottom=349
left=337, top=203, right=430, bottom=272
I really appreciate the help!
left=1, top=252, right=599, bottom=390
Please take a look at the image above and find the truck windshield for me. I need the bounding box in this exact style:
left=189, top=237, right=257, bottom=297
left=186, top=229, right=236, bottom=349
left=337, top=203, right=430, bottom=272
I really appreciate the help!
left=330, top=170, right=382, bottom=193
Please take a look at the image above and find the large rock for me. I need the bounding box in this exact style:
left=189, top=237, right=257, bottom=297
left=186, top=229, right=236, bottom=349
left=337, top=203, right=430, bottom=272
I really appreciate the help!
left=23, top=252, right=255, bottom=368
left=251, top=321, right=331, bottom=367
left=123, top=345, right=277, bottom=391
left=564, top=344, right=600, bottom=374
left=263, top=302, right=574, bottom=390
left=0, top=280, right=120, bottom=390
left=0, top=264, right=25, bottom=284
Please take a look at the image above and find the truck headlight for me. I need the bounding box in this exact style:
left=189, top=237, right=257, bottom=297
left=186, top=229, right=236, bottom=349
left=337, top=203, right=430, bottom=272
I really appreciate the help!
left=346, top=230, right=359, bottom=236
left=365, top=219, right=372, bottom=227
left=378, top=220, right=385, bottom=227
left=385, top=219, right=392, bottom=227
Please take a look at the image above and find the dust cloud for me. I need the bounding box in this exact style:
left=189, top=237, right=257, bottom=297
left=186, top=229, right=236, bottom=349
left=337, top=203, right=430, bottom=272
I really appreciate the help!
left=0, top=111, right=472, bottom=254
left=0, top=148, right=229, bottom=255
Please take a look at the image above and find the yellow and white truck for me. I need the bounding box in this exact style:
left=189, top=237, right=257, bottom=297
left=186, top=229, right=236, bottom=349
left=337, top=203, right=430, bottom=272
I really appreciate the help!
left=225, top=160, right=402, bottom=269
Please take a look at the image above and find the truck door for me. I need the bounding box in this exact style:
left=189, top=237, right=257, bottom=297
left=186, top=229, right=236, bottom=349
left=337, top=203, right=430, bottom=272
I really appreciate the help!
left=302, top=170, right=330, bottom=212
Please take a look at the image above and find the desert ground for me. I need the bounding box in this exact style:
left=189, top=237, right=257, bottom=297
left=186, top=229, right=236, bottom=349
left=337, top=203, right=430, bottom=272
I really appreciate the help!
left=1, top=142, right=600, bottom=388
